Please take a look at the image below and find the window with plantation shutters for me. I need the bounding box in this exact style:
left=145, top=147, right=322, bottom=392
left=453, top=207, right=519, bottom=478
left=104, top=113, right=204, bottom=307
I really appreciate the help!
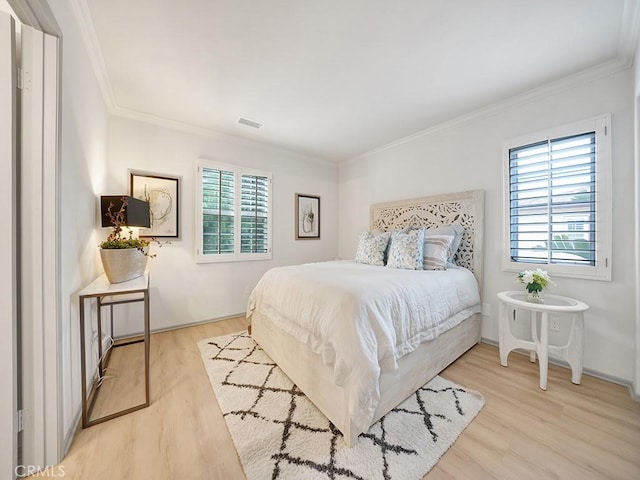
left=202, top=167, right=235, bottom=255
left=509, top=132, right=596, bottom=265
left=197, top=160, right=272, bottom=263
left=240, top=174, right=269, bottom=254
left=503, top=115, right=611, bottom=281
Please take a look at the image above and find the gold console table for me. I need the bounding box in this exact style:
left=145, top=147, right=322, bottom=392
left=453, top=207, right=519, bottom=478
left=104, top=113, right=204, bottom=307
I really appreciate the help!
left=78, top=272, right=150, bottom=427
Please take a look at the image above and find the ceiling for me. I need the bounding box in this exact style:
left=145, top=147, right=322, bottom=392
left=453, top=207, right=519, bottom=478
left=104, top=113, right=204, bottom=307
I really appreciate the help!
left=80, top=0, right=637, bottom=162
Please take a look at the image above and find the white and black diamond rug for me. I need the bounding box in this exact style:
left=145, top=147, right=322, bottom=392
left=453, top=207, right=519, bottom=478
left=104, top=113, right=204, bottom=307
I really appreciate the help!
left=198, top=331, right=484, bottom=480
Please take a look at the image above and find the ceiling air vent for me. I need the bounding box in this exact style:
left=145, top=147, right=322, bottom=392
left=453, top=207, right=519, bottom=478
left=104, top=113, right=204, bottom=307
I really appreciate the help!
left=238, top=117, right=262, bottom=129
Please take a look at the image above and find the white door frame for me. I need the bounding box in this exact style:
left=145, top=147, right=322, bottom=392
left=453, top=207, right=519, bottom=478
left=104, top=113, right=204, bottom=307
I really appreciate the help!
left=0, top=11, right=19, bottom=480
left=8, top=0, right=62, bottom=470
left=20, top=23, right=61, bottom=469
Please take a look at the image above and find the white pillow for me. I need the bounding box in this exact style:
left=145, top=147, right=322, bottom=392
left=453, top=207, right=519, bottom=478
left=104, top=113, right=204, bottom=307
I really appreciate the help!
left=423, top=234, right=455, bottom=270
left=354, top=231, right=390, bottom=266
left=386, top=228, right=425, bottom=270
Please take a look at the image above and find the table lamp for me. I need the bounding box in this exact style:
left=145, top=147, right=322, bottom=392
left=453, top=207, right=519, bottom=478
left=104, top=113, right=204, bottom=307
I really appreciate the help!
left=100, top=196, right=151, bottom=228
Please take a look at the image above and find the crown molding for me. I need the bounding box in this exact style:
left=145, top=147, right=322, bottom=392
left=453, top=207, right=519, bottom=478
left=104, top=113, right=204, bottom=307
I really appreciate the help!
left=344, top=56, right=633, bottom=166
left=70, top=0, right=639, bottom=167
left=69, top=0, right=116, bottom=109
left=620, top=0, right=640, bottom=63
left=111, top=105, right=338, bottom=167
left=71, top=0, right=335, bottom=166
left=341, top=1, right=640, bottom=165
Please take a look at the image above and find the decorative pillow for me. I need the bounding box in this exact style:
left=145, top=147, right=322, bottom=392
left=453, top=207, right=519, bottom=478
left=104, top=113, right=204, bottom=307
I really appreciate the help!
left=424, top=225, right=465, bottom=263
left=423, top=234, right=455, bottom=270
left=386, top=228, right=425, bottom=270
left=354, top=231, right=390, bottom=266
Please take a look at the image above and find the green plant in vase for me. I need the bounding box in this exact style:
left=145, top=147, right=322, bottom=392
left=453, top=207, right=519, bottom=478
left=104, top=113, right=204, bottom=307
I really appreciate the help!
left=100, top=198, right=153, bottom=254
left=99, top=197, right=154, bottom=283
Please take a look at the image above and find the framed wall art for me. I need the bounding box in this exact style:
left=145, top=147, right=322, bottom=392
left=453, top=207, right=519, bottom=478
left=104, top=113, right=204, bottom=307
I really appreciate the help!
left=130, top=171, right=180, bottom=238
left=295, top=193, right=320, bottom=240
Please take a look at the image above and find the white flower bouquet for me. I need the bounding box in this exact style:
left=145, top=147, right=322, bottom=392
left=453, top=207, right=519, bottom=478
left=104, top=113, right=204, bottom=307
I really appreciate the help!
left=516, top=268, right=554, bottom=300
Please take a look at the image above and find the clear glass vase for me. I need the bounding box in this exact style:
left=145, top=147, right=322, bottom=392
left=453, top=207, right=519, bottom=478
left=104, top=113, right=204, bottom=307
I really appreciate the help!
left=527, top=290, right=544, bottom=303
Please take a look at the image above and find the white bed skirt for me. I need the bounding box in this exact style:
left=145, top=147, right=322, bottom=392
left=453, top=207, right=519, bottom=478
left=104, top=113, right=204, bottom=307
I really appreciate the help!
left=251, top=311, right=481, bottom=446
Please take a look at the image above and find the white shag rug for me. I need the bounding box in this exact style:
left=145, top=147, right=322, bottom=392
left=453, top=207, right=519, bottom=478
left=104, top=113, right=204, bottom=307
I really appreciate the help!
left=198, top=331, right=484, bottom=480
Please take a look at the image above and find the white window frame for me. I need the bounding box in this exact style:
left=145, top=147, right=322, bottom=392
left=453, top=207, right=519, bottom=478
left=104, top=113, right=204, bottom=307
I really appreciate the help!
left=502, top=114, right=611, bottom=281
left=196, top=159, right=272, bottom=263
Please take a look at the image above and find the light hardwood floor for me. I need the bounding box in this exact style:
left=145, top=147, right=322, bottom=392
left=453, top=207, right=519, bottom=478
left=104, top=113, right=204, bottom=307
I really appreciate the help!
left=48, top=317, right=639, bottom=480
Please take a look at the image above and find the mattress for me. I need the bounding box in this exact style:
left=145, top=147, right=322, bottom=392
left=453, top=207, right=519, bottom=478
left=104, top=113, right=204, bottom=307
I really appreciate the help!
left=247, top=260, right=481, bottom=435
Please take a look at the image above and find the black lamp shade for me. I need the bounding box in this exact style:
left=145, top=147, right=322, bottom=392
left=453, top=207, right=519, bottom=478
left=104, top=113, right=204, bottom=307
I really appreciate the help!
left=101, top=196, right=151, bottom=228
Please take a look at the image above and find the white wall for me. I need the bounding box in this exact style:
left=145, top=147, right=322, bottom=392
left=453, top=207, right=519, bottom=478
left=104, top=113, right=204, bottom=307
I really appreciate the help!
left=104, top=116, right=339, bottom=331
left=46, top=1, right=338, bottom=451
left=339, top=69, right=636, bottom=383
left=48, top=0, right=109, bottom=450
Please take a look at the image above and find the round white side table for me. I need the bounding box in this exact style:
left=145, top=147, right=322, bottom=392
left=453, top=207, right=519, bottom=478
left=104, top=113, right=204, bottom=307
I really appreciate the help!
left=497, top=290, right=589, bottom=390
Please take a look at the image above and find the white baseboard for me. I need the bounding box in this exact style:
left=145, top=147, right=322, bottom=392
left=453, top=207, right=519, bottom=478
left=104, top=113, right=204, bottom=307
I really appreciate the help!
left=631, top=382, right=640, bottom=402
left=149, top=312, right=247, bottom=335
left=480, top=337, right=638, bottom=402
left=63, top=406, right=82, bottom=457
left=107, top=312, right=247, bottom=341
left=63, top=312, right=247, bottom=457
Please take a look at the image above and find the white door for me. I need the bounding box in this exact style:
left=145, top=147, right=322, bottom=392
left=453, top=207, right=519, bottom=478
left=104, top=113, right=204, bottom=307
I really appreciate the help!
left=0, top=10, right=19, bottom=480
left=20, top=23, right=61, bottom=468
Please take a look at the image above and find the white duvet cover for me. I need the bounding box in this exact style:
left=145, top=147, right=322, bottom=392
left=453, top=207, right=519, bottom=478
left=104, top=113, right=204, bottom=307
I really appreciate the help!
left=246, top=260, right=481, bottom=435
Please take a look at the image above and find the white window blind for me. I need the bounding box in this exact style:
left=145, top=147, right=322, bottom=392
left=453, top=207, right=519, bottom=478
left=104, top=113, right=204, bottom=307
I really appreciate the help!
left=202, top=167, right=235, bottom=255
left=509, top=132, right=596, bottom=266
left=197, top=160, right=272, bottom=263
left=240, top=174, right=269, bottom=254
left=503, top=114, right=611, bottom=281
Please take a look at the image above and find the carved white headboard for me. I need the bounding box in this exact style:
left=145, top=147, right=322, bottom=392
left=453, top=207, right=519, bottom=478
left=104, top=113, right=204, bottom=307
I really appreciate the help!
left=370, top=190, right=485, bottom=288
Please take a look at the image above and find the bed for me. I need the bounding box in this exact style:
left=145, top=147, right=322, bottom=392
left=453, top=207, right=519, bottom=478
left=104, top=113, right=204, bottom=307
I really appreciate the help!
left=248, top=190, right=484, bottom=446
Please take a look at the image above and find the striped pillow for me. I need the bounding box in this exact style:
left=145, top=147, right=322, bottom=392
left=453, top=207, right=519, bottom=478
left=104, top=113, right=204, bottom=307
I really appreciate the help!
left=423, top=225, right=465, bottom=264
left=423, top=234, right=455, bottom=270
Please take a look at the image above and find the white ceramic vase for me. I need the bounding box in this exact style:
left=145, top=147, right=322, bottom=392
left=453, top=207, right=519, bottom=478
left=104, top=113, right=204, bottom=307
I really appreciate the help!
left=99, top=248, right=148, bottom=284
